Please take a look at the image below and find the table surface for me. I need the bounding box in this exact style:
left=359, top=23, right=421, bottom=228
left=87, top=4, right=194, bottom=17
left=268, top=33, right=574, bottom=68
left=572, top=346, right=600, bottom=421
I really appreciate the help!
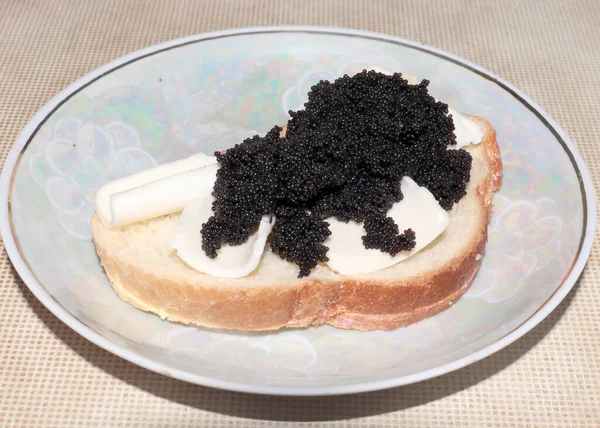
left=1, top=0, right=599, bottom=426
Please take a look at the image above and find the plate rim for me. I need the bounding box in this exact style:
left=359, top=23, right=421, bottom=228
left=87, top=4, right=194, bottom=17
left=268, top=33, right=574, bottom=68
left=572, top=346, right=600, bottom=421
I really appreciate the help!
left=0, top=25, right=596, bottom=396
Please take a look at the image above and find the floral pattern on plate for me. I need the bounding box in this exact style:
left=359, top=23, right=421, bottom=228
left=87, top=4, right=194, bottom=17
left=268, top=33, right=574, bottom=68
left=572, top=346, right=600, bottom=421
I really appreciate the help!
left=28, top=117, right=156, bottom=239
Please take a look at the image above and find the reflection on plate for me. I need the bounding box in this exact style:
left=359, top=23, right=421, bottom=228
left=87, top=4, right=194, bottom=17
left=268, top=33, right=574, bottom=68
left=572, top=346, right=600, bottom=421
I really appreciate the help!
left=0, top=26, right=595, bottom=396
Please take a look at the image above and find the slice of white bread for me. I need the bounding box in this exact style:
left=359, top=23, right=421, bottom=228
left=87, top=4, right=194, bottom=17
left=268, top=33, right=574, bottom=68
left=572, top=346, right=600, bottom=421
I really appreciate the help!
left=91, top=115, right=502, bottom=331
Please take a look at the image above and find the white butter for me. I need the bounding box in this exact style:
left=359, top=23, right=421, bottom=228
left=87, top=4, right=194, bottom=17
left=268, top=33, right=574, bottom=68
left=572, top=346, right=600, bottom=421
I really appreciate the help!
left=96, top=149, right=273, bottom=277
left=324, top=176, right=449, bottom=275
left=448, top=107, right=484, bottom=148
left=95, top=153, right=217, bottom=228
left=110, top=163, right=219, bottom=227
left=170, top=196, right=275, bottom=278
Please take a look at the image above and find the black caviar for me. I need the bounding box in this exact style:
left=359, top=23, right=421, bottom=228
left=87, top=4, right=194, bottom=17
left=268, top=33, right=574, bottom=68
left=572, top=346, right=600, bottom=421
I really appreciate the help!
left=201, top=70, right=472, bottom=277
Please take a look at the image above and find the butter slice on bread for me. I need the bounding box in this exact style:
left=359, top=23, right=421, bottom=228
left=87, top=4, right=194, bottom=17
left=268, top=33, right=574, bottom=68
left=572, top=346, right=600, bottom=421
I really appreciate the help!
left=91, top=115, right=502, bottom=331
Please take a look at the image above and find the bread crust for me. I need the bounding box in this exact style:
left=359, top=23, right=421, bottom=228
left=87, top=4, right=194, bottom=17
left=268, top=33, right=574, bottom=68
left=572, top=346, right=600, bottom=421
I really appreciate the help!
left=92, top=116, right=502, bottom=331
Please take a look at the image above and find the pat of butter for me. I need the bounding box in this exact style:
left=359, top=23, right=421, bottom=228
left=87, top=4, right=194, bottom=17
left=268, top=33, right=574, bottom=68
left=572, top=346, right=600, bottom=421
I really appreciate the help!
left=96, top=151, right=273, bottom=278
left=95, top=153, right=217, bottom=228
left=324, top=176, right=449, bottom=275
left=448, top=107, right=484, bottom=148
left=110, top=164, right=219, bottom=228
left=170, top=196, right=275, bottom=278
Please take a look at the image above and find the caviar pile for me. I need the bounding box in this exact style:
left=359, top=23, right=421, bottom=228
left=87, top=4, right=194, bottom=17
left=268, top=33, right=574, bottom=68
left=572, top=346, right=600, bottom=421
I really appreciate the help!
left=201, top=70, right=472, bottom=277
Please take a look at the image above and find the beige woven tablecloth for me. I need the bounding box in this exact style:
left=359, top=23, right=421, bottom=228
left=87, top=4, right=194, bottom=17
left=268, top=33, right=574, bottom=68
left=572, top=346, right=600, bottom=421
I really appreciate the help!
left=1, top=0, right=598, bottom=426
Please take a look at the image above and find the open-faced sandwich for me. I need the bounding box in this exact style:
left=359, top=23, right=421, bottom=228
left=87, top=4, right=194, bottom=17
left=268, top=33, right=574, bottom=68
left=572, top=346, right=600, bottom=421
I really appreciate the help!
left=91, top=70, right=502, bottom=331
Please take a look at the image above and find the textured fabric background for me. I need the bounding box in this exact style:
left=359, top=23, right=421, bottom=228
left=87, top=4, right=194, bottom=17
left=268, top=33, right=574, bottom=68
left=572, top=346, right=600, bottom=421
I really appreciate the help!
left=1, top=0, right=598, bottom=426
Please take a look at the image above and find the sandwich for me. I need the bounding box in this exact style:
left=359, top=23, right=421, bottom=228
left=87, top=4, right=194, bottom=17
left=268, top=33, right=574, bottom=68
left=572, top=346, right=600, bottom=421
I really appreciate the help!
left=91, top=70, right=502, bottom=331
